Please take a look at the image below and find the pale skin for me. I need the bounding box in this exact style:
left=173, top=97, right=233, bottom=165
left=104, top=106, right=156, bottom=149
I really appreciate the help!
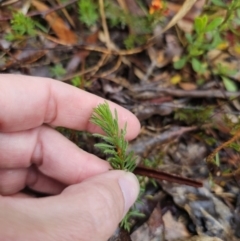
left=0, top=74, right=140, bottom=241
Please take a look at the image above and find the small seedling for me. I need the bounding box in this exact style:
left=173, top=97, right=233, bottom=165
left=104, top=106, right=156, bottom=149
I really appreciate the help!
left=78, top=0, right=99, bottom=27
left=5, top=12, right=47, bottom=41
left=91, top=101, right=137, bottom=172
left=90, top=101, right=142, bottom=231
left=11, top=12, right=36, bottom=36
left=174, top=0, right=240, bottom=79
left=71, top=76, right=82, bottom=87
left=50, top=64, right=66, bottom=78
left=174, top=14, right=224, bottom=73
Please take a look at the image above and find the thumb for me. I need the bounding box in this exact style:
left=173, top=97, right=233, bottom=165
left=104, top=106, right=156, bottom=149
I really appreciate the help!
left=4, top=170, right=139, bottom=241
left=60, top=170, right=140, bottom=241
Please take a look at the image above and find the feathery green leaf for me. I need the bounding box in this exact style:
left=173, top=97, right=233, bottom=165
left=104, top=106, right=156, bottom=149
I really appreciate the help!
left=90, top=101, right=137, bottom=171
left=90, top=101, right=139, bottom=230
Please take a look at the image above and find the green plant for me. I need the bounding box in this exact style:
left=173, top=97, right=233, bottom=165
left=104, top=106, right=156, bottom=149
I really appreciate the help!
left=104, top=1, right=127, bottom=27
left=174, top=14, right=224, bottom=73
left=5, top=12, right=36, bottom=41
left=11, top=12, right=36, bottom=36
left=50, top=64, right=66, bottom=78
left=174, top=106, right=214, bottom=125
left=104, top=0, right=158, bottom=49
left=212, top=63, right=238, bottom=91
left=78, top=0, right=99, bottom=27
left=174, top=0, right=240, bottom=76
left=90, top=101, right=142, bottom=231
left=71, top=76, right=82, bottom=87
left=124, top=34, right=147, bottom=49
left=212, top=0, right=240, bottom=32
left=197, top=132, right=217, bottom=146
left=91, top=101, right=136, bottom=171
left=5, top=11, right=47, bottom=41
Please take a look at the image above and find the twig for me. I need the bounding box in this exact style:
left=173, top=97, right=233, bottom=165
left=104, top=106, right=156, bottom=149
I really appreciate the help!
left=130, top=86, right=240, bottom=99
left=0, top=0, right=19, bottom=7
left=141, top=61, right=156, bottom=82
left=10, top=41, right=153, bottom=55
left=134, top=165, right=203, bottom=188
left=206, top=130, right=240, bottom=165
left=91, top=75, right=131, bottom=89
left=99, top=0, right=111, bottom=49
left=61, top=54, right=109, bottom=81
left=130, top=126, right=198, bottom=157
left=99, top=56, right=122, bottom=77
left=116, top=0, right=128, bottom=12
left=90, top=54, right=111, bottom=76
left=56, top=0, right=75, bottom=28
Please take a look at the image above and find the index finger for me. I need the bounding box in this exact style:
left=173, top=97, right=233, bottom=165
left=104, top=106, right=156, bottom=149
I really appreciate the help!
left=0, top=74, right=140, bottom=139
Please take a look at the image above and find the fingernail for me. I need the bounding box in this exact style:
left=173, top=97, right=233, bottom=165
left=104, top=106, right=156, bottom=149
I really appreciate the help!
left=118, top=172, right=140, bottom=215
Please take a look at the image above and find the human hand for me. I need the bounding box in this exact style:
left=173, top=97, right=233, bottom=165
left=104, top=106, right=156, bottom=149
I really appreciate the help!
left=0, top=74, right=140, bottom=241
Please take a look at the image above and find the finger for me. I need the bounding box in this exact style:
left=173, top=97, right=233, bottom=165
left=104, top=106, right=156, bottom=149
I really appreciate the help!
left=0, top=168, right=27, bottom=195
left=61, top=171, right=140, bottom=241
left=0, top=125, right=110, bottom=184
left=1, top=171, right=139, bottom=241
left=0, top=74, right=140, bottom=139
left=0, top=167, right=65, bottom=195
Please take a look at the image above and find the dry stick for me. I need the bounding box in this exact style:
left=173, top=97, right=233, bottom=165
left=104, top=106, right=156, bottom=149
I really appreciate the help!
left=116, top=0, right=136, bottom=35
left=98, top=1, right=132, bottom=82
left=56, top=0, right=75, bottom=28
left=129, top=87, right=240, bottom=99
left=206, top=129, right=240, bottom=165
left=3, top=30, right=153, bottom=57
left=8, top=38, right=153, bottom=59
left=38, top=0, right=77, bottom=18
left=116, top=0, right=128, bottom=12
left=0, top=46, right=24, bottom=70
left=61, top=54, right=109, bottom=81
left=141, top=61, right=156, bottom=82
left=90, top=55, right=111, bottom=76
left=0, top=0, right=19, bottom=7
left=37, top=31, right=76, bottom=46
left=7, top=34, right=152, bottom=56
left=130, top=126, right=198, bottom=156
left=91, top=75, right=131, bottom=89
left=99, top=0, right=111, bottom=49
left=10, top=39, right=154, bottom=56
left=99, top=56, right=123, bottom=77
left=99, top=0, right=132, bottom=76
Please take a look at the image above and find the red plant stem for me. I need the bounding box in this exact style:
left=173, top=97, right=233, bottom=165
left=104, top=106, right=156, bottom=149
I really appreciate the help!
left=134, top=165, right=203, bottom=188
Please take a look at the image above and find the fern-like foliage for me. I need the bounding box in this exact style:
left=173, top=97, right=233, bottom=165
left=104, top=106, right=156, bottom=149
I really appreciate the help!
left=6, top=12, right=47, bottom=41
left=91, top=101, right=144, bottom=231
left=91, top=101, right=136, bottom=172
left=11, top=12, right=36, bottom=36
left=50, top=64, right=66, bottom=78
left=78, top=0, right=99, bottom=27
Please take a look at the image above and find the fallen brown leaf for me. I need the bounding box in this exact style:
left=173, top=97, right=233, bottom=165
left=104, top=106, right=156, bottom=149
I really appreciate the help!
left=179, top=82, right=197, bottom=90
left=163, top=211, right=191, bottom=240
left=32, top=0, right=77, bottom=45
